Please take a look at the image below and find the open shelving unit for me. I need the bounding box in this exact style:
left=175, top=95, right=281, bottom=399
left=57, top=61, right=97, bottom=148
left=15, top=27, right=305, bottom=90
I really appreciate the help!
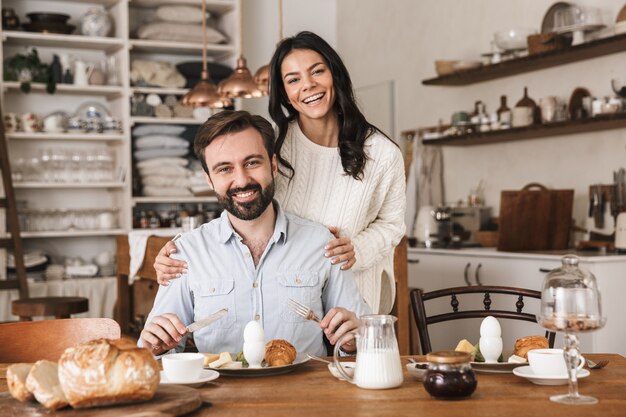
left=422, top=32, right=626, bottom=86
left=420, top=113, right=626, bottom=146
left=1, top=0, right=239, bottom=269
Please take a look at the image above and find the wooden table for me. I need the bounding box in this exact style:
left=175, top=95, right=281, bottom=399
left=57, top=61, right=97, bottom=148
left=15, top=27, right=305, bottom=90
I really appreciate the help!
left=2, top=354, right=625, bottom=417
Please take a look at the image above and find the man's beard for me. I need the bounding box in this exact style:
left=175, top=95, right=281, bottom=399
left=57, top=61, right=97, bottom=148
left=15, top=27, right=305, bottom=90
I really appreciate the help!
left=216, top=179, right=275, bottom=221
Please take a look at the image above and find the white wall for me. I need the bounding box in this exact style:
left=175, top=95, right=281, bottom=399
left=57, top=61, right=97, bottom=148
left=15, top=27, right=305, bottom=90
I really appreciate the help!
left=242, top=0, right=337, bottom=119
left=336, top=0, right=626, bottom=230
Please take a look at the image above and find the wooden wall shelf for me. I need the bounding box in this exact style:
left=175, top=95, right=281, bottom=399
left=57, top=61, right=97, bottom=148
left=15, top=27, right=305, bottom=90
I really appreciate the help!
left=422, top=33, right=626, bottom=86
left=420, top=114, right=626, bottom=146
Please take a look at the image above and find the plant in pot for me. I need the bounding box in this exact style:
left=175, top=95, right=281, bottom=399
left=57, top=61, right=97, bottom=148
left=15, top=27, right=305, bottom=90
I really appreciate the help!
left=3, top=48, right=56, bottom=94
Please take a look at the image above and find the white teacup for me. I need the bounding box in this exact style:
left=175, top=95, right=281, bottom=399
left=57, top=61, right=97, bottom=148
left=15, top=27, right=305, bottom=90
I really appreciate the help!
left=161, top=352, right=204, bottom=382
left=527, top=348, right=585, bottom=376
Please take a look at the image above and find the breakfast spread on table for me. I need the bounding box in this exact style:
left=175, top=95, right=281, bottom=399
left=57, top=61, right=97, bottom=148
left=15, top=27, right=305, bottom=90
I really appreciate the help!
left=7, top=338, right=159, bottom=410
left=453, top=316, right=549, bottom=364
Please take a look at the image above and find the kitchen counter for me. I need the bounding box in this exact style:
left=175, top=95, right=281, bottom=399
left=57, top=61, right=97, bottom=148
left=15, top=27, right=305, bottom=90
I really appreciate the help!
left=408, top=246, right=626, bottom=263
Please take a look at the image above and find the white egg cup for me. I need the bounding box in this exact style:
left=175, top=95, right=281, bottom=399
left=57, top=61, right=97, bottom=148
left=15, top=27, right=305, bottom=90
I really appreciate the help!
left=479, top=336, right=503, bottom=363
left=243, top=341, right=266, bottom=368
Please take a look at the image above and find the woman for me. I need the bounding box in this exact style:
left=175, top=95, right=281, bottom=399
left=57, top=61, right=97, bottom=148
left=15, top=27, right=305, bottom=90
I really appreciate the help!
left=154, top=31, right=405, bottom=314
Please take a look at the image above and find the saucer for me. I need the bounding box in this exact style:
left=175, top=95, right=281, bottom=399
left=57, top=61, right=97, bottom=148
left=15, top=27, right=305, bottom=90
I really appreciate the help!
left=160, top=369, right=219, bottom=387
left=328, top=362, right=355, bottom=381
left=405, top=362, right=428, bottom=381
left=512, top=366, right=590, bottom=386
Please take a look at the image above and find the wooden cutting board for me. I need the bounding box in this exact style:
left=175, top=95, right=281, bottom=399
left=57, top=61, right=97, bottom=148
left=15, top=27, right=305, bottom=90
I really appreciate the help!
left=0, top=385, right=202, bottom=417
left=498, top=183, right=574, bottom=251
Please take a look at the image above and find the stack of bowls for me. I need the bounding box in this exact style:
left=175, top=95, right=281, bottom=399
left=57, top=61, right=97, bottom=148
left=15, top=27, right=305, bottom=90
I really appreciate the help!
left=23, top=13, right=75, bottom=34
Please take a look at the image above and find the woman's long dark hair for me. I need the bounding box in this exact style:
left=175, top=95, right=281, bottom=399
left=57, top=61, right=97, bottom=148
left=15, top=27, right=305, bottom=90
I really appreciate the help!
left=268, top=31, right=385, bottom=180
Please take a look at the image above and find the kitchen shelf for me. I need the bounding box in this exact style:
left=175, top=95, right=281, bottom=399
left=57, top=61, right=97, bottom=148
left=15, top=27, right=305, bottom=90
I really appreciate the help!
left=42, top=0, right=121, bottom=6
left=2, top=31, right=124, bottom=52
left=14, top=182, right=125, bottom=189
left=422, top=32, right=626, bottom=86
left=131, top=116, right=203, bottom=125
left=7, top=132, right=124, bottom=142
left=133, top=196, right=217, bottom=204
left=3, top=82, right=124, bottom=99
left=21, top=229, right=126, bottom=238
left=130, top=0, right=235, bottom=15
left=129, top=39, right=234, bottom=57
left=420, top=113, right=626, bottom=146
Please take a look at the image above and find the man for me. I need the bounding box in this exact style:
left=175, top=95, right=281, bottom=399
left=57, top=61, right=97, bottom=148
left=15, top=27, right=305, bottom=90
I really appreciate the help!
left=140, top=111, right=370, bottom=357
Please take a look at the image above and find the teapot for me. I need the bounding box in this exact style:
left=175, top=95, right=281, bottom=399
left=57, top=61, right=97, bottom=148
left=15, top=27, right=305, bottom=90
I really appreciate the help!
left=73, top=59, right=94, bottom=86
left=333, top=315, right=403, bottom=389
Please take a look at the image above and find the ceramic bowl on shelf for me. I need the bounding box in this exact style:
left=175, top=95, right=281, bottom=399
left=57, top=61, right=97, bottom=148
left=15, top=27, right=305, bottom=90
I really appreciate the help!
left=494, top=28, right=537, bottom=51
left=452, top=60, right=483, bottom=72
left=22, top=22, right=75, bottom=34
left=434, top=60, right=459, bottom=76
left=26, top=12, right=70, bottom=24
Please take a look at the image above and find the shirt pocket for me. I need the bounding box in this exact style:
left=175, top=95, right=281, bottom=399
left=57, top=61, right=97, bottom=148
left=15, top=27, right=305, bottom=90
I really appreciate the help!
left=277, top=271, right=322, bottom=323
left=193, top=279, right=236, bottom=329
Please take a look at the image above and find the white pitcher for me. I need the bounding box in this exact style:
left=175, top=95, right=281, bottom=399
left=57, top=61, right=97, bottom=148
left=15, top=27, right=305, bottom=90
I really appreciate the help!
left=74, top=59, right=93, bottom=86
left=333, top=315, right=403, bottom=389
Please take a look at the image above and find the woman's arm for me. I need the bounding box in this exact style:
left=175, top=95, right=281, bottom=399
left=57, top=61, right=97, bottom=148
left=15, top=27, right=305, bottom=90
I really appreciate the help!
left=351, top=147, right=406, bottom=272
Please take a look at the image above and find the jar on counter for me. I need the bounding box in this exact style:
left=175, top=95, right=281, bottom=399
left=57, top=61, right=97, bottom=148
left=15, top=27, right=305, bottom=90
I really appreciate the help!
left=423, top=351, right=477, bottom=400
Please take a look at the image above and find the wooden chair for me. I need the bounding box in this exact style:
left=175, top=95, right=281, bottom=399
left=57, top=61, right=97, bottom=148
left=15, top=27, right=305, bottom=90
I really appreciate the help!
left=391, top=236, right=410, bottom=355
left=0, top=318, right=121, bottom=362
left=410, top=285, right=556, bottom=354
left=0, top=104, right=89, bottom=320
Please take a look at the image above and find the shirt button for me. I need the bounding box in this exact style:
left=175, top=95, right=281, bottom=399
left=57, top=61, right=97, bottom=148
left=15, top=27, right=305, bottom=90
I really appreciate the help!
left=244, top=253, right=250, bottom=258
left=255, top=314, right=260, bottom=320
left=295, top=277, right=302, bottom=284
left=252, top=282, right=258, bottom=288
left=210, top=288, right=215, bottom=293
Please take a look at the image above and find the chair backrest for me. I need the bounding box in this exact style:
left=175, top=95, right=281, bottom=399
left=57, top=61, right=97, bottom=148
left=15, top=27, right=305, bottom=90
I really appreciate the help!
left=410, top=285, right=556, bottom=354
left=0, top=318, right=121, bottom=362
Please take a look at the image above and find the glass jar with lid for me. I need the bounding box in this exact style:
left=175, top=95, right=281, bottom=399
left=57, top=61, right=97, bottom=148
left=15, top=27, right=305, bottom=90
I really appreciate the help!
left=423, top=351, right=477, bottom=400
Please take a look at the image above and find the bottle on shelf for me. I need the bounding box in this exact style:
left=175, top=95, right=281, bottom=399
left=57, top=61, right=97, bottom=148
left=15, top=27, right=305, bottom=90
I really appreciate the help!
left=497, top=95, right=512, bottom=129
left=513, top=87, right=537, bottom=127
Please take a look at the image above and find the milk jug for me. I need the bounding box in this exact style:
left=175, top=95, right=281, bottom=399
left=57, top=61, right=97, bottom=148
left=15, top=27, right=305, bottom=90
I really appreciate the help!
left=333, top=315, right=403, bottom=389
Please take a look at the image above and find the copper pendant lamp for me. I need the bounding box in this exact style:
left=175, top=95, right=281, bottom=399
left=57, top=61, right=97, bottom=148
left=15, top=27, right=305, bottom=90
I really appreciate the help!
left=181, top=0, right=232, bottom=108
left=253, top=0, right=283, bottom=96
left=218, top=0, right=264, bottom=99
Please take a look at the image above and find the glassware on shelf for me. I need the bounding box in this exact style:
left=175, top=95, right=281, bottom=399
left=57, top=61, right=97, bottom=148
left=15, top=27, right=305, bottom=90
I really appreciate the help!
left=537, top=255, right=606, bottom=405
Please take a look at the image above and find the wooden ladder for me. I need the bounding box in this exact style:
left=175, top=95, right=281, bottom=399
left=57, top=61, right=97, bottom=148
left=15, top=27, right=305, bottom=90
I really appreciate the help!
left=0, top=105, right=28, bottom=298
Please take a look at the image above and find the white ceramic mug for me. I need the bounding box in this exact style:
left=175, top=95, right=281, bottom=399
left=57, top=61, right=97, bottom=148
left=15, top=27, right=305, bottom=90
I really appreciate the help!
left=161, top=352, right=204, bottom=382
left=527, top=348, right=585, bottom=376
left=3, top=112, right=20, bottom=133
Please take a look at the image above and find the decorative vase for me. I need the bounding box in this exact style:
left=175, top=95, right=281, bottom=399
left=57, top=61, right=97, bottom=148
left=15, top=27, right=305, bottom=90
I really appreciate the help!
left=79, top=7, right=112, bottom=37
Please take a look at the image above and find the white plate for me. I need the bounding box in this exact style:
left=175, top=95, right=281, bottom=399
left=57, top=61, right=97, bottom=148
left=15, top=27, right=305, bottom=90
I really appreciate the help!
left=159, top=369, right=219, bottom=387
left=512, top=366, right=590, bottom=386
left=406, top=362, right=428, bottom=381
left=206, top=353, right=311, bottom=377
left=471, top=361, right=525, bottom=374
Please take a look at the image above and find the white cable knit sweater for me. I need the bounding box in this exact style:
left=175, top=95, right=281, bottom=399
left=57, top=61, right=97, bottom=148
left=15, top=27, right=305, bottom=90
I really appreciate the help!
left=275, top=122, right=406, bottom=314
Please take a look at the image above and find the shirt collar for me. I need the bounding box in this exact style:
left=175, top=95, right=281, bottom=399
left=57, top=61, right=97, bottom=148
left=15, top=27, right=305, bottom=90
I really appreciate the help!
left=217, top=200, right=288, bottom=245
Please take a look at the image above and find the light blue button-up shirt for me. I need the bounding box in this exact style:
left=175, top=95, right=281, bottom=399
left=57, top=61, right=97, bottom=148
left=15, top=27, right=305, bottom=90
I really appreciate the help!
left=144, top=202, right=371, bottom=356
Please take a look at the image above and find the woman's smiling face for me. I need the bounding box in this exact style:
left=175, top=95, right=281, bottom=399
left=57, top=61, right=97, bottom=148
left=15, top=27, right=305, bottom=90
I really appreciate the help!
left=280, top=48, right=336, bottom=122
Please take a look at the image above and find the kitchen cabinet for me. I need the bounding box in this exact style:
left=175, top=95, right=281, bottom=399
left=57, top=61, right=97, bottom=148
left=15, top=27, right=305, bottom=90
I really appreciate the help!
left=408, top=248, right=626, bottom=357
left=1, top=0, right=237, bottom=274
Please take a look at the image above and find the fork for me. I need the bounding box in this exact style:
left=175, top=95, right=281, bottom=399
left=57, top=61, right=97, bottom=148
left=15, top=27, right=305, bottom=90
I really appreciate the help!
left=287, top=298, right=321, bottom=323
left=586, top=359, right=609, bottom=369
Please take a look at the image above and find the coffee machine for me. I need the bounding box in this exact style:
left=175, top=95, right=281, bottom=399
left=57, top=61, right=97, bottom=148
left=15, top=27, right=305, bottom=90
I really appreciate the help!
left=451, top=206, right=492, bottom=244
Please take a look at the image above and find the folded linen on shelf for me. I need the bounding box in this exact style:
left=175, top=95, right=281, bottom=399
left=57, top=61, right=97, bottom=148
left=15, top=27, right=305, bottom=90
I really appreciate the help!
left=138, top=165, right=191, bottom=177
left=134, top=147, right=188, bottom=161
left=136, top=157, right=188, bottom=169
left=135, top=135, right=189, bottom=149
left=142, top=186, right=192, bottom=197
left=142, top=175, right=191, bottom=188
left=133, top=125, right=186, bottom=137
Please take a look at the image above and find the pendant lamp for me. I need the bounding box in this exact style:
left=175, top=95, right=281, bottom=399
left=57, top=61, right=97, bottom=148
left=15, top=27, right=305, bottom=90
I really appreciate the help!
left=253, top=0, right=283, bottom=96
left=181, top=0, right=232, bottom=108
left=218, top=0, right=264, bottom=99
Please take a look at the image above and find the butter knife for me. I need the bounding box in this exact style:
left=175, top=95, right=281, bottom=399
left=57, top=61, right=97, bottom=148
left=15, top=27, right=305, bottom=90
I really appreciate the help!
left=186, top=308, right=228, bottom=333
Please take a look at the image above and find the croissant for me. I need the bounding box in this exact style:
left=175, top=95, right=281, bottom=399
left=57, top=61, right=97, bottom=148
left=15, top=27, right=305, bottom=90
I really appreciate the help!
left=513, top=335, right=549, bottom=359
left=264, top=339, right=296, bottom=366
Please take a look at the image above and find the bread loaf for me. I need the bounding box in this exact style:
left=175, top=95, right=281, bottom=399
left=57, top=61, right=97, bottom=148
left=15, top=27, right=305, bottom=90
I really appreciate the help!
left=25, top=360, right=68, bottom=410
left=58, top=338, right=159, bottom=409
left=7, top=363, right=34, bottom=402
left=514, top=335, right=549, bottom=359
left=264, top=339, right=296, bottom=366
